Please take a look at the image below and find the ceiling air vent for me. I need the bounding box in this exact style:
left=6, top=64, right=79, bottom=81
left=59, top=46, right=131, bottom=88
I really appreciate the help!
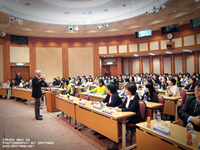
left=25, top=3, right=31, bottom=6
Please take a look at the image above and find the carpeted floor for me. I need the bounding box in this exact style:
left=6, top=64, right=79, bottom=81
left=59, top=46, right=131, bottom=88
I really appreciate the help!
left=0, top=98, right=136, bottom=150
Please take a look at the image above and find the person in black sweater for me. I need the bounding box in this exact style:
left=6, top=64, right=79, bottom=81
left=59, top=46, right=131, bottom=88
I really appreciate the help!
left=175, top=76, right=182, bottom=87
left=115, top=83, right=141, bottom=124
left=184, top=77, right=196, bottom=92
left=179, top=83, right=200, bottom=132
left=15, top=73, right=22, bottom=85
left=159, top=76, right=168, bottom=90
left=102, top=84, right=122, bottom=107
left=141, top=83, right=159, bottom=103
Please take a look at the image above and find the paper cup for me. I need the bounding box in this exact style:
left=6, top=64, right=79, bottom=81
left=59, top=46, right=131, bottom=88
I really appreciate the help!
left=165, top=121, right=170, bottom=127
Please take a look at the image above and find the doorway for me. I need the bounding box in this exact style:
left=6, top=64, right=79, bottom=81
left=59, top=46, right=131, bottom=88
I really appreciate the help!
left=10, top=66, right=30, bottom=82
left=102, top=65, right=117, bottom=76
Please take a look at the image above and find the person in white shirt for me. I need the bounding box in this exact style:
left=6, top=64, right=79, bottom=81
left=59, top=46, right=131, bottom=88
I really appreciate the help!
left=2, top=79, right=10, bottom=99
left=166, top=78, right=182, bottom=106
left=19, top=79, right=24, bottom=88
left=81, top=78, right=90, bottom=92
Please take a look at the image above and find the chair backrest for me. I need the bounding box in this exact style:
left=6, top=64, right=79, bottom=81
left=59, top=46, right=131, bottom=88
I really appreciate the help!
left=139, top=101, right=146, bottom=121
left=178, top=87, right=182, bottom=91
left=155, top=89, right=159, bottom=95
left=180, top=91, right=186, bottom=104
left=84, top=95, right=89, bottom=100
left=75, top=92, right=79, bottom=98
left=158, top=96, right=164, bottom=112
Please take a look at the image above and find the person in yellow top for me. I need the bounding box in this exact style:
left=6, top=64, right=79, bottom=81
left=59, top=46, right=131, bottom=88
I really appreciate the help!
left=64, top=80, right=73, bottom=95
left=90, top=79, right=106, bottom=94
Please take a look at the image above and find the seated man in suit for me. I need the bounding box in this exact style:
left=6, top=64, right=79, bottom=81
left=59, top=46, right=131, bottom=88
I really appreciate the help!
left=178, top=83, right=200, bottom=132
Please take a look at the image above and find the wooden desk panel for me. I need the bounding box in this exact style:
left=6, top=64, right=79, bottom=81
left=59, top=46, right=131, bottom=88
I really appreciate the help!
left=55, top=97, right=75, bottom=119
left=76, top=106, right=119, bottom=143
left=137, top=120, right=200, bottom=150
left=12, top=89, right=42, bottom=102
left=46, top=92, right=59, bottom=112
left=136, top=129, right=179, bottom=150
left=0, top=88, right=7, bottom=95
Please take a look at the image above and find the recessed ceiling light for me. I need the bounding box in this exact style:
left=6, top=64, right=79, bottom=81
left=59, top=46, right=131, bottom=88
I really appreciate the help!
left=122, top=4, right=126, bottom=7
left=180, top=22, right=182, bottom=24
left=131, top=0, right=133, bottom=2
left=174, top=10, right=176, bottom=12
left=183, top=49, right=192, bottom=52
left=195, top=0, right=199, bottom=2
left=149, top=53, right=155, bottom=55
left=165, top=51, right=172, bottom=54
left=134, top=54, right=139, bottom=57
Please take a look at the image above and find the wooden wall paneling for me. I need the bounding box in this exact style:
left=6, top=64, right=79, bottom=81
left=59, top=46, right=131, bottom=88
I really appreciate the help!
left=150, top=56, right=153, bottom=73
left=117, top=57, right=122, bottom=75
left=94, top=45, right=100, bottom=78
left=139, top=57, right=143, bottom=74
left=171, top=55, right=175, bottom=75
left=62, top=46, right=68, bottom=79
left=0, top=44, right=3, bottom=83
left=128, top=58, right=133, bottom=75
left=4, top=36, right=10, bottom=81
left=182, top=53, right=186, bottom=73
left=160, top=55, right=164, bottom=74
left=29, top=41, right=35, bottom=77
left=194, top=52, right=199, bottom=73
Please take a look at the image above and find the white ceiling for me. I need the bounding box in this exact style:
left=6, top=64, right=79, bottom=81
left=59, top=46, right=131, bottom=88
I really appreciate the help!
left=0, top=0, right=200, bottom=38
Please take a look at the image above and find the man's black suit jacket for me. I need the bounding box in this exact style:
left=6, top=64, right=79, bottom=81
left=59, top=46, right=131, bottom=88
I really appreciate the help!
left=32, top=76, right=44, bottom=98
left=178, top=95, right=200, bottom=132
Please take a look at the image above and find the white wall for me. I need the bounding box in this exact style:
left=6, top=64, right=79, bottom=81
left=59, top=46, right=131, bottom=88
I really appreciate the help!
left=143, top=58, right=150, bottom=73
left=186, top=55, right=194, bottom=74
left=122, top=58, right=129, bottom=75
left=132, top=58, right=139, bottom=74
left=175, top=56, right=182, bottom=74
left=153, top=57, right=160, bottom=74
left=164, top=57, right=171, bottom=74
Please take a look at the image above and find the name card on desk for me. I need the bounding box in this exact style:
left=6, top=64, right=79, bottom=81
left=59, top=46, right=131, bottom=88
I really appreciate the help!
left=153, top=123, right=171, bottom=135
left=93, top=104, right=101, bottom=109
left=59, top=94, right=63, bottom=97
left=68, top=97, right=73, bottom=101
left=102, top=108, right=116, bottom=115
left=79, top=100, right=85, bottom=105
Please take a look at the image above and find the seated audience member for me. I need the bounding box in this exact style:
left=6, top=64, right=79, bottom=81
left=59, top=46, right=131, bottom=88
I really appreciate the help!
left=141, top=77, right=147, bottom=88
left=90, top=79, right=106, bottom=94
left=41, top=78, right=47, bottom=87
left=159, top=76, right=168, bottom=90
left=81, top=78, right=90, bottom=92
left=2, top=79, right=10, bottom=98
left=135, top=74, right=141, bottom=84
left=166, top=78, right=182, bottom=106
left=57, top=77, right=61, bottom=86
left=153, top=74, right=160, bottom=85
left=76, top=78, right=83, bottom=86
left=178, top=83, right=200, bottom=132
left=184, top=77, right=196, bottom=92
left=10, top=79, right=17, bottom=88
left=22, top=82, right=26, bottom=88
left=119, top=82, right=128, bottom=98
left=129, top=76, right=135, bottom=85
left=102, top=84, right=122, bottom=107
left=60, top=80, right=65, bottom=89
left=141, top=83, right=158, bottom=103
left=19, top=79, right=24, bottom=88
left=26, top=79, right=32, bottom=89
left=118, top=75, right=124, bottom=83
left=64, top=80, right=73, bottom=95
left=111, top=78, right=119, bottom=90
left=115, top=83, right=141, bottom=124
left=88, top=75, right=93, bottom=82
left=183, top=76, right=190, bottom=86
left=175, top=76, right=182, bottom=87
left=52, top=78, right=58, bottom=86
left=71, top=77, right=76, bottom=85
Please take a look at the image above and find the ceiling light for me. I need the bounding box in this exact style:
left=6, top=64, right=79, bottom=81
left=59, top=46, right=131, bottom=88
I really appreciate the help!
left=183, top=49, right=192, bottom=52
left=195, top=0, right=199, bottom=2
left=107, top=62, right=113, bottom=65
left=16, top=63, right=24, bottom=66
left=74, top=25, right=79, bottom=31
left=68, top=26, right=73, bottom=31
left=18, top=18, right=23, bottom=25
left=149, top=53, right=155, bottom=55
left=174, top=10, right=176, bottom=12
left=9, top=17, right=15, bottom=23
left=96, top=25, right=102, bottom=30
left=165, top=51, right=172, bottom=54
left=180, top=22, right=182, bottom=24
left=134, top=54, right=139, bottom=57
left=104, top=24, right=108, bottom=29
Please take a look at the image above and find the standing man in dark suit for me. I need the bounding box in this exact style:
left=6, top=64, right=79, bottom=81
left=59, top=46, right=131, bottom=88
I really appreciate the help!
left=15, top=72, right=22, bottom=85
left=32, top=70, right=45, bottom=120
left=179, top=83, right=200, bottom=132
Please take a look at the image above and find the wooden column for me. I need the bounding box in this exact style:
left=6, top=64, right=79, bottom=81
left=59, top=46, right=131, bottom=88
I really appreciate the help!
left=117, top=57, right=122, bottom=75
left=139, top=57, right=143, bottom=74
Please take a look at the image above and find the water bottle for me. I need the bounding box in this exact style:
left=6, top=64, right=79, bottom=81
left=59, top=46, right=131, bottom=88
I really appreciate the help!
left=156, top=110, right=161, bottom=122
left=144, top=94, right=147, bottom=102
left=186, top=120, right=193, bottom=134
